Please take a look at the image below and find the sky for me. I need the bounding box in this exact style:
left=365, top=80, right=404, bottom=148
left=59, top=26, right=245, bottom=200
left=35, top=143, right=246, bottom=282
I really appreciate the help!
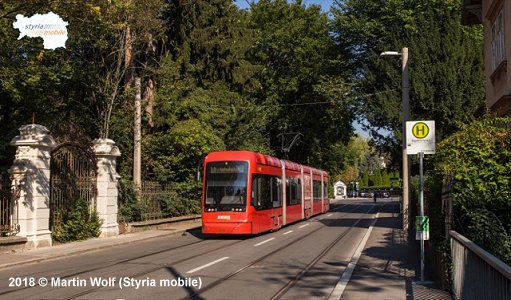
left=233, top=0, right=373, bottom=138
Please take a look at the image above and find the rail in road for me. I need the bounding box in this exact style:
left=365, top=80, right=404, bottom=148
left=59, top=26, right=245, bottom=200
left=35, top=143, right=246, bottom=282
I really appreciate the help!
left=0, top=199, right=400, bottom=300
left=182, top=203, right=377, bottom=300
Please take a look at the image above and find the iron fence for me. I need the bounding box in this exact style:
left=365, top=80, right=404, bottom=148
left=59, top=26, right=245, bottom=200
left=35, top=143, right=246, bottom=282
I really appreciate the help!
left=117, top=180, right=168, bottom=222
left=49, top=144, right=97, bottom=232
left=118, top=180, right=200, bottom=223
left=450, top=230, right=511, bottom=300
left=0, top=175, right=20, bottom=236
left=139, top=181, right=167, bottom=220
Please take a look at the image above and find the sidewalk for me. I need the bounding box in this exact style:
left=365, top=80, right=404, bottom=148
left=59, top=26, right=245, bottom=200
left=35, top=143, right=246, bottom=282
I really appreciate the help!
left=0, top=220, right=201, bottom=270
left=341, top=200, right=452, bottom=300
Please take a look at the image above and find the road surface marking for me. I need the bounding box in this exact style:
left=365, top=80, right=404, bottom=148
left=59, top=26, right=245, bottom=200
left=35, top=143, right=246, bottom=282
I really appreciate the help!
left=186, top=257, right=229, bottom=274
left=283, top=230, right=293, bottom=235
left=328, top=213, right=379, bottom=299
left=254, top=238, right=275, bottom=247
left=299, top=223, right=310, bottom=228
left=327, top=214, right=333, bottom=217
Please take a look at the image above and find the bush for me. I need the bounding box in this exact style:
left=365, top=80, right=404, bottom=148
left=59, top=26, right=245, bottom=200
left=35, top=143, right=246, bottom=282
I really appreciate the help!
left=117, top=178, right=145, bottom=222
left=433, top=114, right=511, bottom=262
left=159, top=181, right=201, bottom=217
left=118, top=178, right=201, bottom=222
left=465, top=207, right=511, bottom=264
left=52, top=198, right=102, bottom=243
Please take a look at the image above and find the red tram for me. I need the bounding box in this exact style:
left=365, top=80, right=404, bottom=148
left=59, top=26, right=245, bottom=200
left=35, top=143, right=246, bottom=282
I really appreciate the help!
left=201, top=151, right=330, bottom=234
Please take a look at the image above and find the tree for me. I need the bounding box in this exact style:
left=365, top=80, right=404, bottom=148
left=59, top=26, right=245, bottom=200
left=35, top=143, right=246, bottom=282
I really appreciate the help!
left=338, top=164, right=358, bottom=185
left=331, top=0, right=485, bottom=163
left=163, top=0, right=258, bottom=91
left=249, top=0, right=354, bottom=169
left=0, top=0, right=166, bottom=155
left=433, top=115, right=511, bottom=263
left=144, top=0, right=270, bottom=184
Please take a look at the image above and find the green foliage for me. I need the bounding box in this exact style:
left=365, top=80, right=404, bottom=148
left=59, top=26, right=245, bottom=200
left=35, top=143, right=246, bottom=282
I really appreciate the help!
left=163, top=0, right=257, bottom=90
left=159, top=184, right=201, bottom=217
left=433, top=115, right=511, bottom=262
left=52, top=198, right=102, bottom=243
left=249, top=0, right=355, bottom=168
left=117, top=178, right=144, bottom=222
left=143, top=119, right=224, bottom=182
left=465, top=207, right=511, bottom=264
left=117, top=180, right=201, bottom=222
left=435, top=116, right=511, bottom=201
left=331, top=0, right=485, bottom=162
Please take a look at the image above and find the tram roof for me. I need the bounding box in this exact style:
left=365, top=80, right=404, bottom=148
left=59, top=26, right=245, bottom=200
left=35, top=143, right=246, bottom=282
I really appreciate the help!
left=205, top=151, right=327, bottom=175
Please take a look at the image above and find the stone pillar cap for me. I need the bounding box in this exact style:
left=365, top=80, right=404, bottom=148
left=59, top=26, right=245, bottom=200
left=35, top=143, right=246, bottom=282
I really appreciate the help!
left=93, top=138, right=121, bottom=156
left=10, top=124, right=56, bottom=148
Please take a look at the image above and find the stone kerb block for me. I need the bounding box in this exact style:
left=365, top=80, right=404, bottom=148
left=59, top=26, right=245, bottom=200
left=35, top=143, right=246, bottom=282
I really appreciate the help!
left=9, top=124, right=55, bottom=249
left=93, top=138, right=121, bottom=237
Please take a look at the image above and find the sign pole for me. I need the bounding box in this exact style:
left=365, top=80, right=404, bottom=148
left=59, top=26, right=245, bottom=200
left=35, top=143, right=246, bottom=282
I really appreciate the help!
left=407, top=120, right=434, bottom=283
left=419, top=151, right=425, bottom=282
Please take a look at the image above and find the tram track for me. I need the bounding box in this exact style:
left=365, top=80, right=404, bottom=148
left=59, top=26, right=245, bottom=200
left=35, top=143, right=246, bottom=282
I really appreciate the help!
left=180, top=202, right=376, bottom=300
left=270, top=203, right=384, bottom=300
left=0, top=202, right=356, bottom=299
left=0, top=232, right=240, bottom=298
left=60, top=202, right=355, bottom=300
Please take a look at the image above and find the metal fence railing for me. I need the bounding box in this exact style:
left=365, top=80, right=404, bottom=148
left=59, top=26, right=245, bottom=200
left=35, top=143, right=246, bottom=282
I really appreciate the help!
left=118, top=180, right=201, bottom=223
left=139, top=181, right=167, bottom=220
left=450, top=230, right=511, bottom=300
left=0, top=175, right=20, bottom=236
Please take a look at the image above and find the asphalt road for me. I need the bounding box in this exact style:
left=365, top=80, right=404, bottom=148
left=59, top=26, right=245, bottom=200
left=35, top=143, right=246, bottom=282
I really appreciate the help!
left=0, top=199, right=391, bottom=300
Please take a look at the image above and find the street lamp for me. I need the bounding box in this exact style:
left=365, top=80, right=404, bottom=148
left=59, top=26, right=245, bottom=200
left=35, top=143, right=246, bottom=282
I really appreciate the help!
left=380, top=47, right=410, bottom=236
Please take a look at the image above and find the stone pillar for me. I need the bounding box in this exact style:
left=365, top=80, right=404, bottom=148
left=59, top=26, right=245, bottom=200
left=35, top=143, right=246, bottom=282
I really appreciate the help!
left=93, top=138, right=121, bottom=237
left=9, top=124, right=55, bottom=248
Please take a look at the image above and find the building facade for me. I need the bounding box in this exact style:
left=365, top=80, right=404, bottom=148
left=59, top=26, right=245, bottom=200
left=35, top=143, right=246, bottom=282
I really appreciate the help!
left=462, top=0, right=511, bottom=117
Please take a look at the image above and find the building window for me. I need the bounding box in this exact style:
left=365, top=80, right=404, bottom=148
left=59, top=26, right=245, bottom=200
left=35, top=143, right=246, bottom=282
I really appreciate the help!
left=491, top=9, right=505, bottom=71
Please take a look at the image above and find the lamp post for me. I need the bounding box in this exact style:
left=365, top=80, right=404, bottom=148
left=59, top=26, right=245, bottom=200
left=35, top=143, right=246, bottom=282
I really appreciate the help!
left=380, top=47, right=410, bottom=236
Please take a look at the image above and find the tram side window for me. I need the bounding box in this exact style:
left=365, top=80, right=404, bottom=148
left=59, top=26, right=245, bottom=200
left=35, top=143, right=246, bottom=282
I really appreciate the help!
left=251, top=175, right=281, bottom=210
left=313, top=180, right=321, bottom=201
left=286, top=178, right=301, bottom=205
left=272, top=177, right=282, bottom=208
left=323, top=181, right=328, bottom=199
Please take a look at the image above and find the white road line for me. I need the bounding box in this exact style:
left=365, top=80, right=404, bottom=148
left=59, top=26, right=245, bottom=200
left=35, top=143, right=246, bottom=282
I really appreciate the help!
left=328, top=213, right=379, bottom=300
left=327, top=214, right=333, bottom=217
left=254, top=237, right=275, bottom=247
left=186, top=257, right=229, bottom=274
left=283, top=230, right=293, bottom=235
left=299, top=223, right=310, bottom=229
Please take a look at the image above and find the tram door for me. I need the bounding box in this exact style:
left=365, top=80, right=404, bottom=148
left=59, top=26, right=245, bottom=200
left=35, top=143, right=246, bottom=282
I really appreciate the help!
left=302, top=173, right=312, bottom=219
left=251, top=175, right=282, bottom=233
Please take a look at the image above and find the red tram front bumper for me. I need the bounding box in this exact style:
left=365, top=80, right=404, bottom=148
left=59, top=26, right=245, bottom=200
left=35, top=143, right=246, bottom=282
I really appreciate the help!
left=202, top=221, right=252, bottom=234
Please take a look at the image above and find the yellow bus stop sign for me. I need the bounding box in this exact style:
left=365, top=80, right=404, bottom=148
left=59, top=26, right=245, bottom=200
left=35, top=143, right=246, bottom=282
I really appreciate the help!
left=406, top=120, right=435, bottom=155
left=412, top=122, right=430, bottom=139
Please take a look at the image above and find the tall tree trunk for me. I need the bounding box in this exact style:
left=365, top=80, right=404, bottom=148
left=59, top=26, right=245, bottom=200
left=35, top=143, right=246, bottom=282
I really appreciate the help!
left=144, top=78, right=155, bottom=127
left=124, top=25, right=135, bottom=90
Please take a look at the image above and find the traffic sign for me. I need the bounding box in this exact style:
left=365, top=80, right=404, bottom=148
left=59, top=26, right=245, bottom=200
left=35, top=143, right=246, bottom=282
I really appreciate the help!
left=406, top=121, right=435, bottom=154
left=415, top=216, right=430, bottom=240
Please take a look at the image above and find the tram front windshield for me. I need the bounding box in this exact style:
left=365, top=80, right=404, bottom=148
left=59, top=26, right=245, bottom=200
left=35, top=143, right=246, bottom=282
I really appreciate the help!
left=205, top=161, right=248, bottom=211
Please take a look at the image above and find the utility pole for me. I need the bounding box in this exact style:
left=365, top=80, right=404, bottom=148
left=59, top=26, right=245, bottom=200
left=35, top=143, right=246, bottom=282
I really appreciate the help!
left=401, top=47, right=410, bottom=236
left=380, top=47, right=410, bottom=236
